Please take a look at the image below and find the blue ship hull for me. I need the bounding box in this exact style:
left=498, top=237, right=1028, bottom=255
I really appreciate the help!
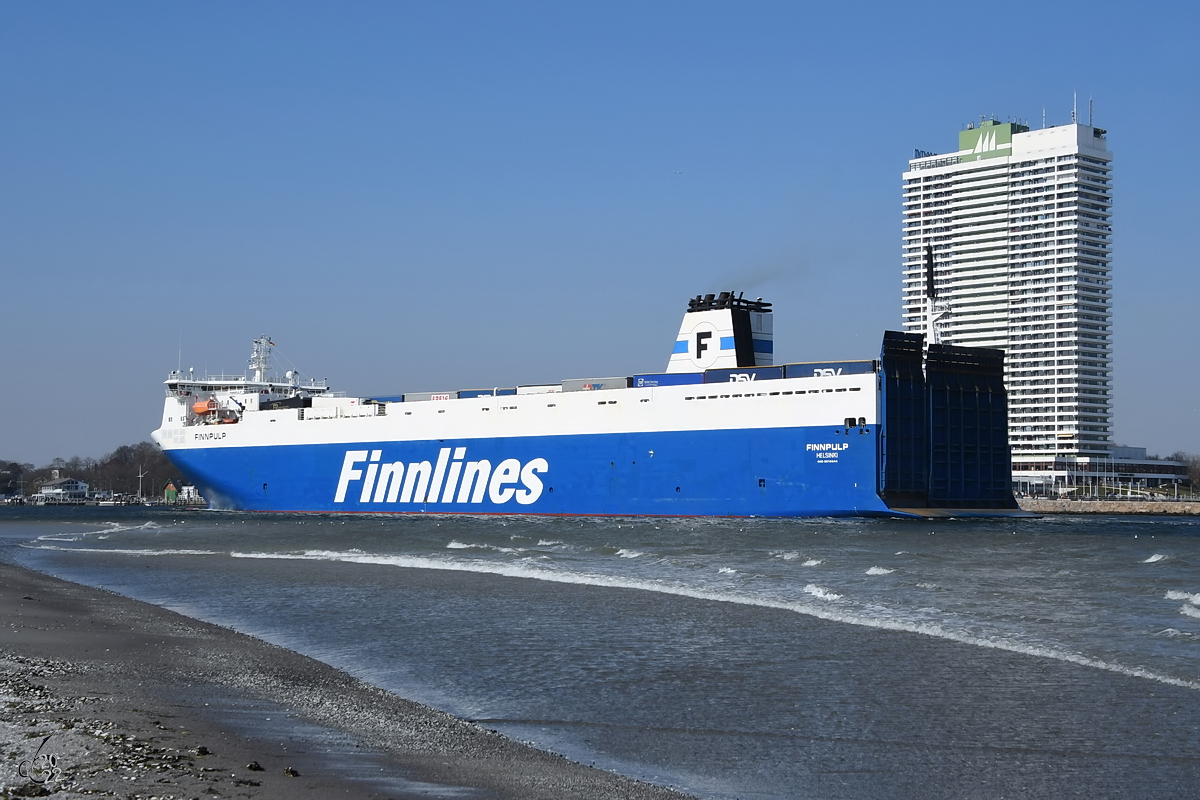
left=166, top=425, right=897, bottom=517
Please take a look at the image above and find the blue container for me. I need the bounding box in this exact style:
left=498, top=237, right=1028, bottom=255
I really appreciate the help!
left=632, top=373, right=704, bottom=387
left=703, top=366, right=784, bottom=384
left=783, top=360, right=876, bottom=379
left=458, top=388, right=518, bottom=398
left=367, top=395, right=405, bottom=403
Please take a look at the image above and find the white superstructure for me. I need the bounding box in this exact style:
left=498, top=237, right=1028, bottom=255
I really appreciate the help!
left=159, top=336, right=331, bottom=432
left=902, top=118, right=1113, bottom=482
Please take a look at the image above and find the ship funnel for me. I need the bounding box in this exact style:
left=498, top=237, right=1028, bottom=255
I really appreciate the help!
left=665, top=292, right=773, bottom=373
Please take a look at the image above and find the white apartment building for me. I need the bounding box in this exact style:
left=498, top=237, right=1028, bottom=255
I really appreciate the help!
left=901, top=119, right=1114, bottom=488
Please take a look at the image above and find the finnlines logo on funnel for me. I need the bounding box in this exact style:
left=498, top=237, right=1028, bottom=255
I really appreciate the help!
left=335, top=448, right=548, bottom=505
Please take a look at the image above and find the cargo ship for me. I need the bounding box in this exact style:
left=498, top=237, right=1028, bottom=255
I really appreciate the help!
left=151, top=293, right=1025, bottom=518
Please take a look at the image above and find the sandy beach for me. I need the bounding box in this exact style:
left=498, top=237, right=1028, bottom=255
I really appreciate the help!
left=0, top=561, right=693, bottom=799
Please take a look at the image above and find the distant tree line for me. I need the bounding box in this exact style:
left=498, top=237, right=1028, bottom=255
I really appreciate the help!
left=1169, top=452, right=1200, bottom=487
left=1, top=442, right=181, bottom=498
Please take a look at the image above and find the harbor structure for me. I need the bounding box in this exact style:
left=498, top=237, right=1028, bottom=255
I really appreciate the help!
left=902, top=117, right=1119, bottom=491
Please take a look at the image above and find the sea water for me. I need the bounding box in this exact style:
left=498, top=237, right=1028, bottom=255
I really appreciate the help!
left=4, top=507, right=1200, bottom=798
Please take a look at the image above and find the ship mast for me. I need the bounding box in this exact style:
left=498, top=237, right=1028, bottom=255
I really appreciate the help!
left=249, top=335, right=273, bottom=384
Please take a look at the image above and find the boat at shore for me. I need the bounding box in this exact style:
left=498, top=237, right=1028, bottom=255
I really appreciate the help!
left=151, top=293, right=1027, bottom=518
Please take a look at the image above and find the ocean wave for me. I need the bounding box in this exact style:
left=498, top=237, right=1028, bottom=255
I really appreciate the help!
left=222, top=547, right=1200, bottom=693
left=866, top=567, right=895, bottom=576
left=537, top=540, right=564, bottom=546
left=27, top=545, right=217, bottom=556
left=1156, top=628, right=1199, bottom=639
left=444, top=541, right=525, bottom=553
left=802, top=559, right=822, bottom=567
left=804, top=584, right=841, bottom=601
left=1165, top=590, right=1200, bottom=604
left=1180, top=605, right=1200, bottom=620
left=717, top=567, right=736, bottom=575
left=615, top=549, right=645, bottom=559
left=1143, top=554, right=1169, bottom=564
left=772, top=551, right=800, bottom=561
left=36, top=520, right=163, bottom=542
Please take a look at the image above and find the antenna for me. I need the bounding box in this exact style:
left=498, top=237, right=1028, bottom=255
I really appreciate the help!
left=923, top=245, right=951, bottom=346
left=1042, top=107, right=1046, bottom=128
left=1089, top=97, right=1093, bottom=126
left=1072, top=92, right=1077, bottom=123
left=924, top=245, right=937, bottom=300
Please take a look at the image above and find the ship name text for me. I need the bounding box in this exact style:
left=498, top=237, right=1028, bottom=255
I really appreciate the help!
left=335, top=448, right=548, bottom=506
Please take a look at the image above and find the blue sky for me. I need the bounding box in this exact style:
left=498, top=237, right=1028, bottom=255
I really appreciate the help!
left=2, top=1, right=1197, bottom=464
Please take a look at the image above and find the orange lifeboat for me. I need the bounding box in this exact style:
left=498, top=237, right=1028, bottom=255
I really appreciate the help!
left=192, top=398, right=219, bottom=415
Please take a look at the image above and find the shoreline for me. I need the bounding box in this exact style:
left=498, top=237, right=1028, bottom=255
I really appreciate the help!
left=1017, top=498, right=1200, bottom=515
left=0, top=561, right=693, bottom=799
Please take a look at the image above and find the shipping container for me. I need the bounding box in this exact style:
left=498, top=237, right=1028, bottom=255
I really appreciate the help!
left=457, top=388, right=517, bottom=398
left=783, top=360, right=876, bottom=379
left=632, top=373, right=704, bottom=387
left=703, top=366, right=784, bottom=383
left=402, top=391, right=455, bottom=402
left=561, top=377, right=633, bottom=392
left=516, top=384, right=562, bottom=395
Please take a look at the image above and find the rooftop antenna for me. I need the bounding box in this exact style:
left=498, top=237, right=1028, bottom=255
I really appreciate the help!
left=1042, top=107, right=1046, bottom=128
left=924, top=244, right=937, bottom=301
left=1072, top=92, right=1077, bottom=124
left=1089, top=97, right=1094, bottom=126
left=923, top=245, right=951, bottom=346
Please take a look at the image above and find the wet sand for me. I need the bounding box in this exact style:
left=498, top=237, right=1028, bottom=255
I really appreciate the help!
left=0, top=561, right=693, bottom=799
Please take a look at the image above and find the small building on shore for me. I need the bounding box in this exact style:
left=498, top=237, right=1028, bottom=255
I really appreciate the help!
left=1012, top=446, right=1189, bottom=497
left=35, top=475, right=90, bottom=502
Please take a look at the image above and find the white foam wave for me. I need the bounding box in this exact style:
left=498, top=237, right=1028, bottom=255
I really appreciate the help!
left=29, top=546, right=217, bottom=556
left=1157, top=628, right=1199, bottom=639
left=1165, top=590, right=1200, bottom=604
left=717, top=567, right=736, bottom=575
left=444, top=541, right=524, bottom=553
left=615, top=549, right=645, bottom=559
left=866, top=567, right=895, bottom=576
left=802, top=559, right=822, bottom=567
left=804, top=584, right=841, bottom=601
left=35, top=520, right=163, bottom=542
left=1143, top=553, right=1169, bottom=563
left=537, top=540, right=564, bottom=546
left=1180, top=605, right=1200, bottom=620
left=772, top=551, right=800, bottom=561
left=223, top=548, right=1200, bottom=693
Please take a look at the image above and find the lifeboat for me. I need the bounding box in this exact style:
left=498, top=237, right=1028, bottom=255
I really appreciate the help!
left=192, top=398, right=219, bottom=415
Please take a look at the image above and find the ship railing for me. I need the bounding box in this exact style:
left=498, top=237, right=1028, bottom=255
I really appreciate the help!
left=299, top=404, right=380, bottom=421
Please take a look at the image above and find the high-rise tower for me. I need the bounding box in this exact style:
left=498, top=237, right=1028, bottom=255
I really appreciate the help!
left=902, top=118, right=1112, bottom=484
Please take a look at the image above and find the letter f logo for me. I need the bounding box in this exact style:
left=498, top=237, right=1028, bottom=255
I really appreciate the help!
left=695, top=330, right=711, bottom=360
left=334, top=450, right=368, bottom=503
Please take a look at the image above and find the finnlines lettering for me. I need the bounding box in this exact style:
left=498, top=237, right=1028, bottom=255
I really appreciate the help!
left=334, top=448, right=548, bottom=506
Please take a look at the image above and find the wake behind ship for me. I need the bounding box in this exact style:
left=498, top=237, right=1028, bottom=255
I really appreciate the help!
left=152, top=293, right=1027, bottom=518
